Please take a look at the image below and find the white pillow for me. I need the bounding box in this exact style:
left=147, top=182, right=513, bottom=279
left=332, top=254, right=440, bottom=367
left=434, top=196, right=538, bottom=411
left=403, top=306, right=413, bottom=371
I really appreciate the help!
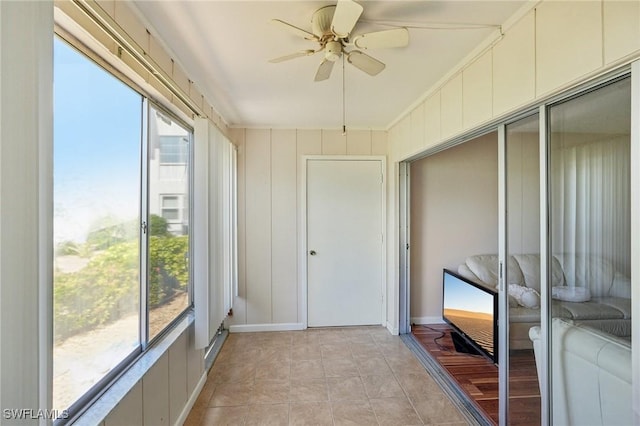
left=552, top=286, right=591, bottom=302
left=512, top=254, right=565, bottom=291
left=508, top=283, right=540, bottom=308
left=465, top=255, right=499, bottom=287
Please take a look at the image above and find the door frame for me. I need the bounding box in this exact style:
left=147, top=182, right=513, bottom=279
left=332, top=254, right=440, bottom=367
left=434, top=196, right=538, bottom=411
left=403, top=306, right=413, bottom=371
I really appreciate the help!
left=398, top=161, right=411, bottom=334
left=299, top=155, right=387, bottom=329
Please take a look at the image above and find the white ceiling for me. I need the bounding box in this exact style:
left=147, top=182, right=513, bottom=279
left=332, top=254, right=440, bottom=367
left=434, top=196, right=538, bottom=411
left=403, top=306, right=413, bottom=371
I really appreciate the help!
left=132, top=1, right=529, bottom=130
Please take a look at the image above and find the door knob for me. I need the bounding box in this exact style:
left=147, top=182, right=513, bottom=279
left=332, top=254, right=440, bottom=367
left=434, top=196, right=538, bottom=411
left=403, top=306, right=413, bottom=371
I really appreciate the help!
left=309, top=250, right=317, bottom=256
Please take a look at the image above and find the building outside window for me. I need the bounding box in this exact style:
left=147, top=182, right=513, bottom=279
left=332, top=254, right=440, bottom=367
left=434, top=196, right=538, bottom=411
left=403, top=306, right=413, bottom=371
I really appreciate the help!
left=159, top=136, right=189, bottom=164
left=161, top=195, right=180, bottom=221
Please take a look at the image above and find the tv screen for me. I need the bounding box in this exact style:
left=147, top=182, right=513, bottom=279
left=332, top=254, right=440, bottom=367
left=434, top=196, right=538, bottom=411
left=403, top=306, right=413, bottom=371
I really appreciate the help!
left=442, top=269, right=498, bottom=363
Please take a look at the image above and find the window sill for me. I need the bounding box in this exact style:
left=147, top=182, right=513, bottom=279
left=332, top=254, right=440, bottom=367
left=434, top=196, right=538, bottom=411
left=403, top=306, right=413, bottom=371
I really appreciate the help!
left=70, top=310, right=195, bottom=426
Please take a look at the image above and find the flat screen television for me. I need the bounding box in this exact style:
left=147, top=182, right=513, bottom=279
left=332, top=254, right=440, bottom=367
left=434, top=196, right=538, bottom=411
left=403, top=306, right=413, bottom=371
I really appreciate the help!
left=442, top=269, right=498, bottom=363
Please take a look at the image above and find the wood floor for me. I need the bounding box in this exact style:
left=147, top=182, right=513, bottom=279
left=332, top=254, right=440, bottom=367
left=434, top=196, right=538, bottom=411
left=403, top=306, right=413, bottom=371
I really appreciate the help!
left=412, top=324, right=541, bottom=426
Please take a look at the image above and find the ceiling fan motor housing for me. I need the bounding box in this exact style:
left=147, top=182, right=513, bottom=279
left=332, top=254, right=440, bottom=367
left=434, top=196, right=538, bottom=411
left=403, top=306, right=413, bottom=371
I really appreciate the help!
left=325, top=41, right=342, bottom=62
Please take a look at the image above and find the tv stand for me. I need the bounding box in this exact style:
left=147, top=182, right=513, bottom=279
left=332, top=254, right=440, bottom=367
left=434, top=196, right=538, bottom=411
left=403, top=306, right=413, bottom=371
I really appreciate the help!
left=450, top=330, right=483, bottom=357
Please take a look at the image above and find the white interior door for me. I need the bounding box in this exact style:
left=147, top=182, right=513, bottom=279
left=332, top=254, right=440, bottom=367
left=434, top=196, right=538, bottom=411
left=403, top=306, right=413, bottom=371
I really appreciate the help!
left=306, top=158, right=383, bottom=327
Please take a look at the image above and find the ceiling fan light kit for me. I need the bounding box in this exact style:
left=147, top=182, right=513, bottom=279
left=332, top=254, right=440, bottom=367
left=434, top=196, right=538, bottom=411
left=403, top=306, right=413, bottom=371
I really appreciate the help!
left=325, top=41, right=342, bottom=62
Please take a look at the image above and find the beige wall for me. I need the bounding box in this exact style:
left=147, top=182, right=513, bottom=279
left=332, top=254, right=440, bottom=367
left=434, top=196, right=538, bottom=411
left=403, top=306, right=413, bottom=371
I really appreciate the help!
left=409, top=133, right=499, bottom=322
left=229, top=128, right=387, bottom=329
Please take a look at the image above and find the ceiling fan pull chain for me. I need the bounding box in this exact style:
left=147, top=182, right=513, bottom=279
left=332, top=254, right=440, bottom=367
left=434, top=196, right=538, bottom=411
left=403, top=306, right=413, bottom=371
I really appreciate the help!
left=342, top=53, right=346, bottom=136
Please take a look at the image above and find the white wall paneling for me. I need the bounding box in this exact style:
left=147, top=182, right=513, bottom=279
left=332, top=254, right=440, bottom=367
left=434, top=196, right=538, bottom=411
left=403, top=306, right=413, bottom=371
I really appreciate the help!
left=440, top=73, right=464, bottom=139
left=321, top=129, right=347, bottom=155
left=0, top=0, right=53, bottom=416
left=604, top=1, right=640, bottom=65
left=410, top=103, right=426, bottom=155
left=99, top=321, right=204, bottom=426
left=424, top=92, right=442, bottom=149
left=397, top=115, right=412, bottom=160
left=492, top=11, right=536, bottom=119
left=244, top=129, right=273, bottom=324
left=186, top=325, right=205, bottom=399
left=271, top=130, right=298, bottom=324
left=347, top=130, right=374, bottom=155
left=535, top=1, right=603, bottom=97
left=390, top=1, right=640, bottom=163
left=371, top=131, right=388, bottom=156
left=142, top=354, right=169, bottom=426
left=463, top=51, right=493, bottom=129
left=104, top=382, right=144, bottom=426
left=168, top=331, right=188, bottom=425
left=233, top=129, right=387, bottom=330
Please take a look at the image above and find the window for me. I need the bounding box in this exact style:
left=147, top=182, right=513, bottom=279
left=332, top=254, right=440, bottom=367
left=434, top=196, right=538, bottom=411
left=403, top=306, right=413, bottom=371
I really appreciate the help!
left=161, top=195, right=180, bottom=221
left=53, top=37, right=191, bottom=416
left=148, top=104, right=191, bottom=340
left=159, top=136, right=189, bottom=164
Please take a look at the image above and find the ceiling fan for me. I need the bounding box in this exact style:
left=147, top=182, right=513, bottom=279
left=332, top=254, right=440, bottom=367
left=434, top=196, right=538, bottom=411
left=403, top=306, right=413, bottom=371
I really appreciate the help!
left=269, top=0, right=409, bottom=82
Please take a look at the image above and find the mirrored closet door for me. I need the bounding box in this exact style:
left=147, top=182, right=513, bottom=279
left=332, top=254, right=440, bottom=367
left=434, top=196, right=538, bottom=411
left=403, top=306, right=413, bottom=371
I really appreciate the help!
left=546, top=76, right=632, bottom=425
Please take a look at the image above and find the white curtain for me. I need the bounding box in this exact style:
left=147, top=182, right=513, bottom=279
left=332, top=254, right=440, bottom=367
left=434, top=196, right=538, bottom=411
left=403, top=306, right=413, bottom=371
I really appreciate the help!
left=550, top=135, right=630, bottom=293
left=194, top=118, right=237, bottom=349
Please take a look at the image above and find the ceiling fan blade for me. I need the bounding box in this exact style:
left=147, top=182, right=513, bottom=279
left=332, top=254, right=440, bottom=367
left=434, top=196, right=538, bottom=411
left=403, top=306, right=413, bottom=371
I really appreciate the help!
left=347, top=51, right=385, bottom=76
left=314, top=60, right=335, bottom=82
left=353, top=28, right=409, bottom=49
left=331, top=0, right=363, bottom=38
left=269, top=50, right=316, bottom=63
left=271, top=19, right=318, bottom=40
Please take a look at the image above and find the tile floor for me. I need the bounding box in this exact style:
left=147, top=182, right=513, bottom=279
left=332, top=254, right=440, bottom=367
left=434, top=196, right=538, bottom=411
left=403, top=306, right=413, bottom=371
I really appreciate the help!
left=184, top=326, right=467, bottom=425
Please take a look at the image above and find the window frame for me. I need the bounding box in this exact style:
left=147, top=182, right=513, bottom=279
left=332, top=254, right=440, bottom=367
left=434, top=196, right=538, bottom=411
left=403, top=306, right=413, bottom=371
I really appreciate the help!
left=52, top=34, right=194, bottom=423
left=145, top=99, right=194, bottom=346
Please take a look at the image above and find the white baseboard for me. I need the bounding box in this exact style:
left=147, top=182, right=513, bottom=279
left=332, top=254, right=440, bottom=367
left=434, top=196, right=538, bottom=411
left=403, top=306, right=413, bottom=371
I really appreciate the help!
left=386, top=322, right=399, bottom=335
left=174, top=371, right=207, bottom=426
left=410, top=316, right=445, bottom=325
left=228, top=322, right=306, bottom=333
